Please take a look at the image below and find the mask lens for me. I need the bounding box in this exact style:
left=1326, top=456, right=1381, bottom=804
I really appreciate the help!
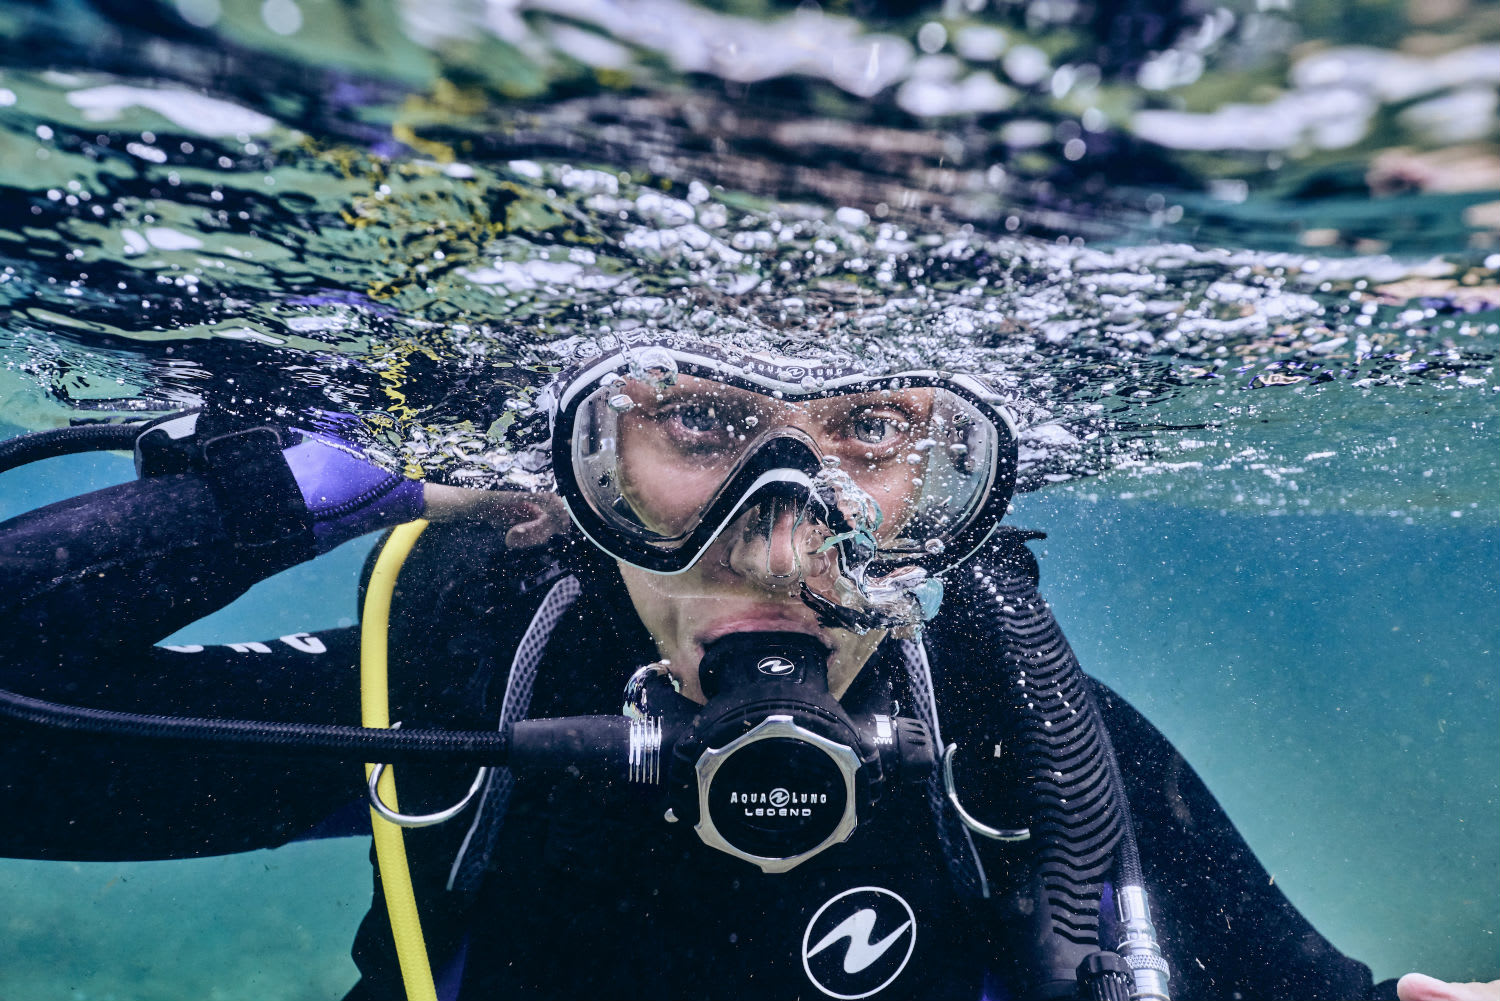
left=574, top=375, right=782, bottom=541
left=562, top=367, right=1003, bottom=570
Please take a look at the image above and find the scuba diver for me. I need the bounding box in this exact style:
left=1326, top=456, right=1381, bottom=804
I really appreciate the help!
left=0, top=337, right=1487, bottom=1001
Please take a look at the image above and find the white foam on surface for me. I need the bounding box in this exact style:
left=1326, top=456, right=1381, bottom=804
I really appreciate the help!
left=66, top=84, right=276, bottom=137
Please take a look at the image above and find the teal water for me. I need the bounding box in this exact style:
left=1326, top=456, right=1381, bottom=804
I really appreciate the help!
left=1, top=0, right=1497, bottom=996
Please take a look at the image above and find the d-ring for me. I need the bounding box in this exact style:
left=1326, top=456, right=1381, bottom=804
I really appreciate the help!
left=942, top=743, right=1031, bottom=842
left=368, top=762, right=490, bottom=828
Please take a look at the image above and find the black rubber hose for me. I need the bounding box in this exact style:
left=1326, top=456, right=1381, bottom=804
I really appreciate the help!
left=1099, top=720, right=1144, bottom=888
left=0, top=423, right=146, bottom=474
left=0, top=684, right=515, bottom=765
left=926, top=534, right=1129, bottom=1001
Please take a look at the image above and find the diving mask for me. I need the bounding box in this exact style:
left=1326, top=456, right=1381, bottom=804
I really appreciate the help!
left=546, top=341, right=1019, bottom=580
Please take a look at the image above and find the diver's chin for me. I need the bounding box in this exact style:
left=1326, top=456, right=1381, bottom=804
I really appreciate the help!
left=695, top=615, right=833, bottom=656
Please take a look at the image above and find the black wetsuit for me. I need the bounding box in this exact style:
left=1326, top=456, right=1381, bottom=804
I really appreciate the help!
left=0, top=463, right=1399, bottom=1000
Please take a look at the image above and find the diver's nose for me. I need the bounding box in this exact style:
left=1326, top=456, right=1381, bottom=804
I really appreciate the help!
left=724, top=495, right=827, bottom=586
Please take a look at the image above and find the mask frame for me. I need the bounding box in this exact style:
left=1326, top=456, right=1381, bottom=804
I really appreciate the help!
left=546, top=342, right=1020, bottom=577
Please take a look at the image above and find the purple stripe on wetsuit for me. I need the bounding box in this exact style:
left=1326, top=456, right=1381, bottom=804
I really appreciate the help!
left=283, top=435, right=424, bottom=553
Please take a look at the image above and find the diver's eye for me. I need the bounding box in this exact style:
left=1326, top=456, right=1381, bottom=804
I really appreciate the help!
left=851, top=409, right=904, bottom=446
left=674, top=403, right=719, bottom=435
left=655, top=401, right=739, bottom=454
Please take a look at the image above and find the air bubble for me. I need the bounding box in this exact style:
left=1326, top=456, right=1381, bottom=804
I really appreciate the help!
left=628, top=347, right=678, bottom=388
left=924, top=538, right=946, bottom=554
left=607, top=394, right=635, bottom=413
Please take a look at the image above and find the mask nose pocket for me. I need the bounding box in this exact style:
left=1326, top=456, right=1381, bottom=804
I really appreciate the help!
left=754, top=492, right=800, bottom=580
left=727, top=480, right=829, bottom=584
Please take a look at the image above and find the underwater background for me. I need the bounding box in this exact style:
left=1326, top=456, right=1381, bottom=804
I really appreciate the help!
left=0, top=0, right=1495, bottom=996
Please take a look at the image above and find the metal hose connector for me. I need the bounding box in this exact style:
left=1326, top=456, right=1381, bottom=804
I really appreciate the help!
left=1116, top=884, right=1171, bottom=1001
left=628, top=714, right=663, bottom=784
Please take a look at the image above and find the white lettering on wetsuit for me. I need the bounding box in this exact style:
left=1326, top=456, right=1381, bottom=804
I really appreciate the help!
left=279, top=632, right=327, bottom=654
left=160, top=633, right=327, bottom=655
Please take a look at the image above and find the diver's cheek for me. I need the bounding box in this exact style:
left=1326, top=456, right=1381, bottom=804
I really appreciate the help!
left=616, top=560, right=714, bottom=704
left=617, top=561, right=680, bottom=656
left=864, top=469, right=919, bottom=538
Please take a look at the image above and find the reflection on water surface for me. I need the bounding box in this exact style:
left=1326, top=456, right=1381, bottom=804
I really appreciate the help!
left=0, top=0, right=1495, bottom=996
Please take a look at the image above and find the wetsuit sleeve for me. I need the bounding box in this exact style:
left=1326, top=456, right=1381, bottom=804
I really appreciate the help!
left=0, top=460, right=370, bottom=860
left=1, top=438, right=314, bottom=655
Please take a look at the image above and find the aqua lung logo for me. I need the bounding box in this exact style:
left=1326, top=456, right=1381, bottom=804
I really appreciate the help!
left=729, top=787, right=827, bottom=818
left=801, top=887, right=916, bottom=999
left=756, top=656, right=796, bottom=676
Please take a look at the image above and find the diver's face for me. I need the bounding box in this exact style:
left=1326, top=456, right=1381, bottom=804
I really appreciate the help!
left=617, top=513, right=887, bottom=704
left=610, top=375, right=940, bottom=702
left=613, top=375, right=935, bottom=544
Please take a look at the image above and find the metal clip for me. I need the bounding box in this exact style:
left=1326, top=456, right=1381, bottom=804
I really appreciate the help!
left=367, top=760, right=490, bottom=829
left=628, top=715, right=663, bottom=784
left=941, top=743, right=1030, bottom=841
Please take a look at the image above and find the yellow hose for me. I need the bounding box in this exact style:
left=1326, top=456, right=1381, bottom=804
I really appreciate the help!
left=360, top=519, right=438, bottom=1001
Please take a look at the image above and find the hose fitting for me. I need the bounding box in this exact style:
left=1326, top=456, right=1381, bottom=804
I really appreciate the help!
left=1115, top=884, right=1171, bottom=1001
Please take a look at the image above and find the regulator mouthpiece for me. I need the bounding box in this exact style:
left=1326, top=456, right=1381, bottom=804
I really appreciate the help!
left=697, top=631, right=830, bottom=699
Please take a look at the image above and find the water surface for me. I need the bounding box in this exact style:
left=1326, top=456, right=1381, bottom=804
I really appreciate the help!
left=0, top=0, right=1495, bottom=995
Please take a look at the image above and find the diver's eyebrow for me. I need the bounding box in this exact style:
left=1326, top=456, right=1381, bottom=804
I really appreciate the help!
left=811, top=389, right=930, bottom=418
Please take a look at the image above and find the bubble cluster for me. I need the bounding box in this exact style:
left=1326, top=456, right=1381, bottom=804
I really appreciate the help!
left=0, top=0, right=1492, bottom=525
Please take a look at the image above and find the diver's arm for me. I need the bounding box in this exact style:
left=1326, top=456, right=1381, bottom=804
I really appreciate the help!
left=0, top=429, right=381, bottom=858
left=0, top=427, right=565, bottom=659
left=0, top=431, right=565, bottom=860
left=0, top=465, right=316, bottom=658
left=0, top=626, right=373, bottom=861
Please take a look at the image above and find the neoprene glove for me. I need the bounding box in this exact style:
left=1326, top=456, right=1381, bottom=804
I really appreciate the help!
left=133, top=410, right=423, bottom=555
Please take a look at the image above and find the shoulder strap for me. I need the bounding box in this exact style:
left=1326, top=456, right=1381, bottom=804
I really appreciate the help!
left=898, top=636, right=993, bottom=899
left=445, top=573, right=582, bottom=897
